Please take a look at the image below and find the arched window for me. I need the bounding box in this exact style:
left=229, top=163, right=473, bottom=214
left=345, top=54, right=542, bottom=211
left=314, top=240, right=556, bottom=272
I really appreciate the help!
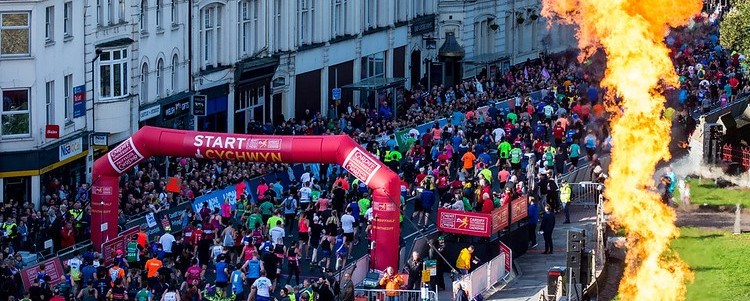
left=156, top=58, right=164, bottom=97
left=141, top=63, right=149, bottom=102
left=171, top=54, right=178, bottom=92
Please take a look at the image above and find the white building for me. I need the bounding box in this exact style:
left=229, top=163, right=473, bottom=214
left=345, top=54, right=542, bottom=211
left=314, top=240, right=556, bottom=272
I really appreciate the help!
left=189, top=0, right=440, bottom=132
left=0, top=0, right=87, bottom=206
left=438, top=0, right=576, bottom=79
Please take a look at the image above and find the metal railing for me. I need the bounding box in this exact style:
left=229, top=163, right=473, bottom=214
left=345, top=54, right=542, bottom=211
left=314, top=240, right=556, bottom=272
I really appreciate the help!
left=354, top=288, right=439, bottom=301
left=568, top=181, right=604, bottom=208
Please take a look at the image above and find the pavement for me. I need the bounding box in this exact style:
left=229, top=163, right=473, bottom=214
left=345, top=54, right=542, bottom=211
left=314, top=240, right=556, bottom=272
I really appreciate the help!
left=478, top=204, right=599, bottom=301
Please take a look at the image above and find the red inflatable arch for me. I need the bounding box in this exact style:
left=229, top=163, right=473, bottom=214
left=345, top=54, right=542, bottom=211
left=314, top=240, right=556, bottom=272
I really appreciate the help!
left=91, top=126, right=401, bottom=270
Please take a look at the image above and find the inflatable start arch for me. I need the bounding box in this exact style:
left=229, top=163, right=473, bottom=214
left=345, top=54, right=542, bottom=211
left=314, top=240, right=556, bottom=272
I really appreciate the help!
left=91, top=126, right=401, bottom=270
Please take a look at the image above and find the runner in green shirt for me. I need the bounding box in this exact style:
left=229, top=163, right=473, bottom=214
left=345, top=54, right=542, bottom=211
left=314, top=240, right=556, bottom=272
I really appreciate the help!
left=497, top=140, right=512, bottom=167
left=247, top=208, right=263, bottom=230
left=358, top=195, right=371, bottom=219
left=510, top=145, right=523, bottom=172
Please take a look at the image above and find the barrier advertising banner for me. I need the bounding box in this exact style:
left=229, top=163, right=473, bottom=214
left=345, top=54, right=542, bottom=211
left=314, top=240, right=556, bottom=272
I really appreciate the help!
left=437, top=208, right=492, bottom=237
left=510, top=196, right=529, bottom=224
left=123, top=201, right=191, bottom=241
left=101, top=226, right=140, bottom=266
left=492, top=205, right=510, bottom=233
left=192, top=181, right=250, bottom=213
left=21, top=257, right=64, bottom=290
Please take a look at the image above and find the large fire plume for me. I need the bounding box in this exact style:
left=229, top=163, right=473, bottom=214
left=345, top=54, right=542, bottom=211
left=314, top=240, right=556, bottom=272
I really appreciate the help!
left=541, top=0, right=702, bottom=300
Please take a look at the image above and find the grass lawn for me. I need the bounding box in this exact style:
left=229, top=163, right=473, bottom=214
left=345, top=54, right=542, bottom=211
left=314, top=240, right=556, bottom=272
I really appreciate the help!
left=676, top=178, right=750, bottom=208
left=672, top=227, right=750, bottom=301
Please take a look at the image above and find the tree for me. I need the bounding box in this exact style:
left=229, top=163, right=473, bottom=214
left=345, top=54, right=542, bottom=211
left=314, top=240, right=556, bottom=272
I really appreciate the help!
left=719, top=0, right=750, bottom=55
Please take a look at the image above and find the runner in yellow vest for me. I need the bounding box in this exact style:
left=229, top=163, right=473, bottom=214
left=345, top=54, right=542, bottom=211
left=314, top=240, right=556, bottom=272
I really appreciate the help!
left=560, top=180, right=572, bottom=224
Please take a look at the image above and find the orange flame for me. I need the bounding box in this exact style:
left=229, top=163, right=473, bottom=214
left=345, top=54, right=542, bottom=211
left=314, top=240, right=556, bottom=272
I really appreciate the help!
left=541, top=0, right=701, bottom=300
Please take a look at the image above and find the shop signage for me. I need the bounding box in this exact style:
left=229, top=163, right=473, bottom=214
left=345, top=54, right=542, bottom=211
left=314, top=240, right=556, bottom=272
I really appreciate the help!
left=73, top=85, right=86, bottom=118
left=272, top=77, right=286, bottom=88
left=510, top=196, right=529, bottom=223
left=192, top=95, right=207, bottom=116
left=437, top=208, right=492, bottom=237
left=139, top=105, right=161, bottom=121
left=163, top=99, right=191, bottom=119
left=45, top=125, right=60, bottom=139
left=92, top=132, right=109, bottom=146
left=59, top=137, right=83, bottom=161
left=21, top=257, right=64, bottom=290
left=411, top=15, right=436, bottom=35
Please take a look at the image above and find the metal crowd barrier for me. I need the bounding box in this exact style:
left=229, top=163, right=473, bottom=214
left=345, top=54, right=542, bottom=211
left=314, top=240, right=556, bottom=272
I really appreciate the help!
left=354, top=288, right=439, bottom=301
left=568, top=181, right=604, bottom=208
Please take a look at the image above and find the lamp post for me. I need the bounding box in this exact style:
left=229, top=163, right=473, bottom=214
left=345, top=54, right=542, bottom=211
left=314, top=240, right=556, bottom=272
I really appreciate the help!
left=86, top=48, right=102, bottom=184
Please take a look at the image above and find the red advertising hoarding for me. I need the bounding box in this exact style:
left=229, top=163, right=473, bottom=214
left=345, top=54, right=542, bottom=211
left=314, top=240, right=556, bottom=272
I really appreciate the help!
left=101, top=226, right=140, bottom=266
left=21, top=257, right=64, bottom=290
left=437, top=208, right=492, bottom=237
left=492, top=205, right=510, bottom=233
left=510, top=196, right=529, bottom=223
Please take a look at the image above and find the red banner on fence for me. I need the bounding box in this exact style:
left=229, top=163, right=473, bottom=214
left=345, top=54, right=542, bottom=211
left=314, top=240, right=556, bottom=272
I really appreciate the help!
left=21, top=257, right=64, bottom=290
left=101, top=226, right=140, bottom=266
left=492, top=205, right=509, bottom=233
left=437, top=208, right=493, bottom=237
left=510, top=196, right=529, bottom=224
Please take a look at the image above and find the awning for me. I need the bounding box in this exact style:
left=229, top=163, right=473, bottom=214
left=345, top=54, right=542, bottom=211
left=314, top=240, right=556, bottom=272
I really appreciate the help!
left=95, top=37, right=135, bottom=49
left=463, top=53, right=511, bottom=65
left=342, top=77, right=407, bottom=91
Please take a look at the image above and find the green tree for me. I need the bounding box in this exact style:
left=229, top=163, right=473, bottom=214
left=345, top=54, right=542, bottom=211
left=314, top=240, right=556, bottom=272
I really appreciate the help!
left=719, top=0, right=750, bottom=55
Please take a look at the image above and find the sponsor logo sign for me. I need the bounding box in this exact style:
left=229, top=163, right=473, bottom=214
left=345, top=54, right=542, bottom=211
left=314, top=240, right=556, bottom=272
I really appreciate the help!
left=45, top=125, right=60, bottom=138
left=342, top=148, right=382, bottom=185
left=139, top=105, right=161, bottom=121
left=92, top=186, right=113, bottom=196
left=107, top=137, right=145, bottom=173
left=499, top=241, right=512, bottom=275
left=437, top=208, right=492, bottom=237
left=191, top=134, right=284, bottom=162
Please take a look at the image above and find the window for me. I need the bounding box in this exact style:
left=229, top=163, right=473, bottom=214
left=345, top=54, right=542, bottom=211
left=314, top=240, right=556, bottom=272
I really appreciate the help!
left=46, top=81, right=55, bottom=125
left=156, top=0, right=163, bottom=29
left=297, top=0, right=314, bottom=45
left=201, top=5, right=223, bottom=67
left=332, top=0, right=346, bottom=37
left=45, top=6, right=55, bottom=42
left=99, top=48, right=129, bottom=99
left=412, top=0, right=422, bottom=17
left=474, top=20, right=493, bottom=56
left=171, top=0, right=177, bottom=25
left=239, top=0, right=259, bottom=57
left=64, top=74, right=73, bottom=121
left=362, top=51, right=385, bottom=79
left=141, top=63, right=149, bottom=101
left=395, top=0, right=406, bottom=22
left=63, top=2, right=72, bottom=37
left=1, top=89, right=30, bottom=137
left=236, top=86, right=265, bottom=123
left=273, top=0, right=282, bottom=51
left=1, top=13, right=30, bottom=56
left=108, top=0, right=115, bottom=25
left=140, top=0, right=148, bottom=32
left=156, top=58, right=164, bottom=97
left=97, top=0, right=103, bottom=25
left=119, top=0, right=125, bottom=22
left=171, top=54, right=178, bottom=92
left=364, top=0, right=377, bottom=29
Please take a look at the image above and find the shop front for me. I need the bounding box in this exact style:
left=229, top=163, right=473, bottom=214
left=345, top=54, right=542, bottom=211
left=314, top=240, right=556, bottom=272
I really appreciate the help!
left=197, top=84, right=230, bottom=133
left=139, top=91, right=195, bottom=130
left=0, top=132, right=96, bottom=208
left=234, top=56, right=279, bottom=133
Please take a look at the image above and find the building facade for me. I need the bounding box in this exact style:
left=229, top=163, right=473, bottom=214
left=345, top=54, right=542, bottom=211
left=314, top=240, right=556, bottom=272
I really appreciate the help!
left=0, top=0, right=87, bottom=206
left=189, top=0, right=440, bottom=133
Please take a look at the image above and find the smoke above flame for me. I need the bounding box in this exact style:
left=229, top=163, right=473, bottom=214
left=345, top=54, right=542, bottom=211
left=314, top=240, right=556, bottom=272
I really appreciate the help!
left=541, top=0, right=702, bottom=300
